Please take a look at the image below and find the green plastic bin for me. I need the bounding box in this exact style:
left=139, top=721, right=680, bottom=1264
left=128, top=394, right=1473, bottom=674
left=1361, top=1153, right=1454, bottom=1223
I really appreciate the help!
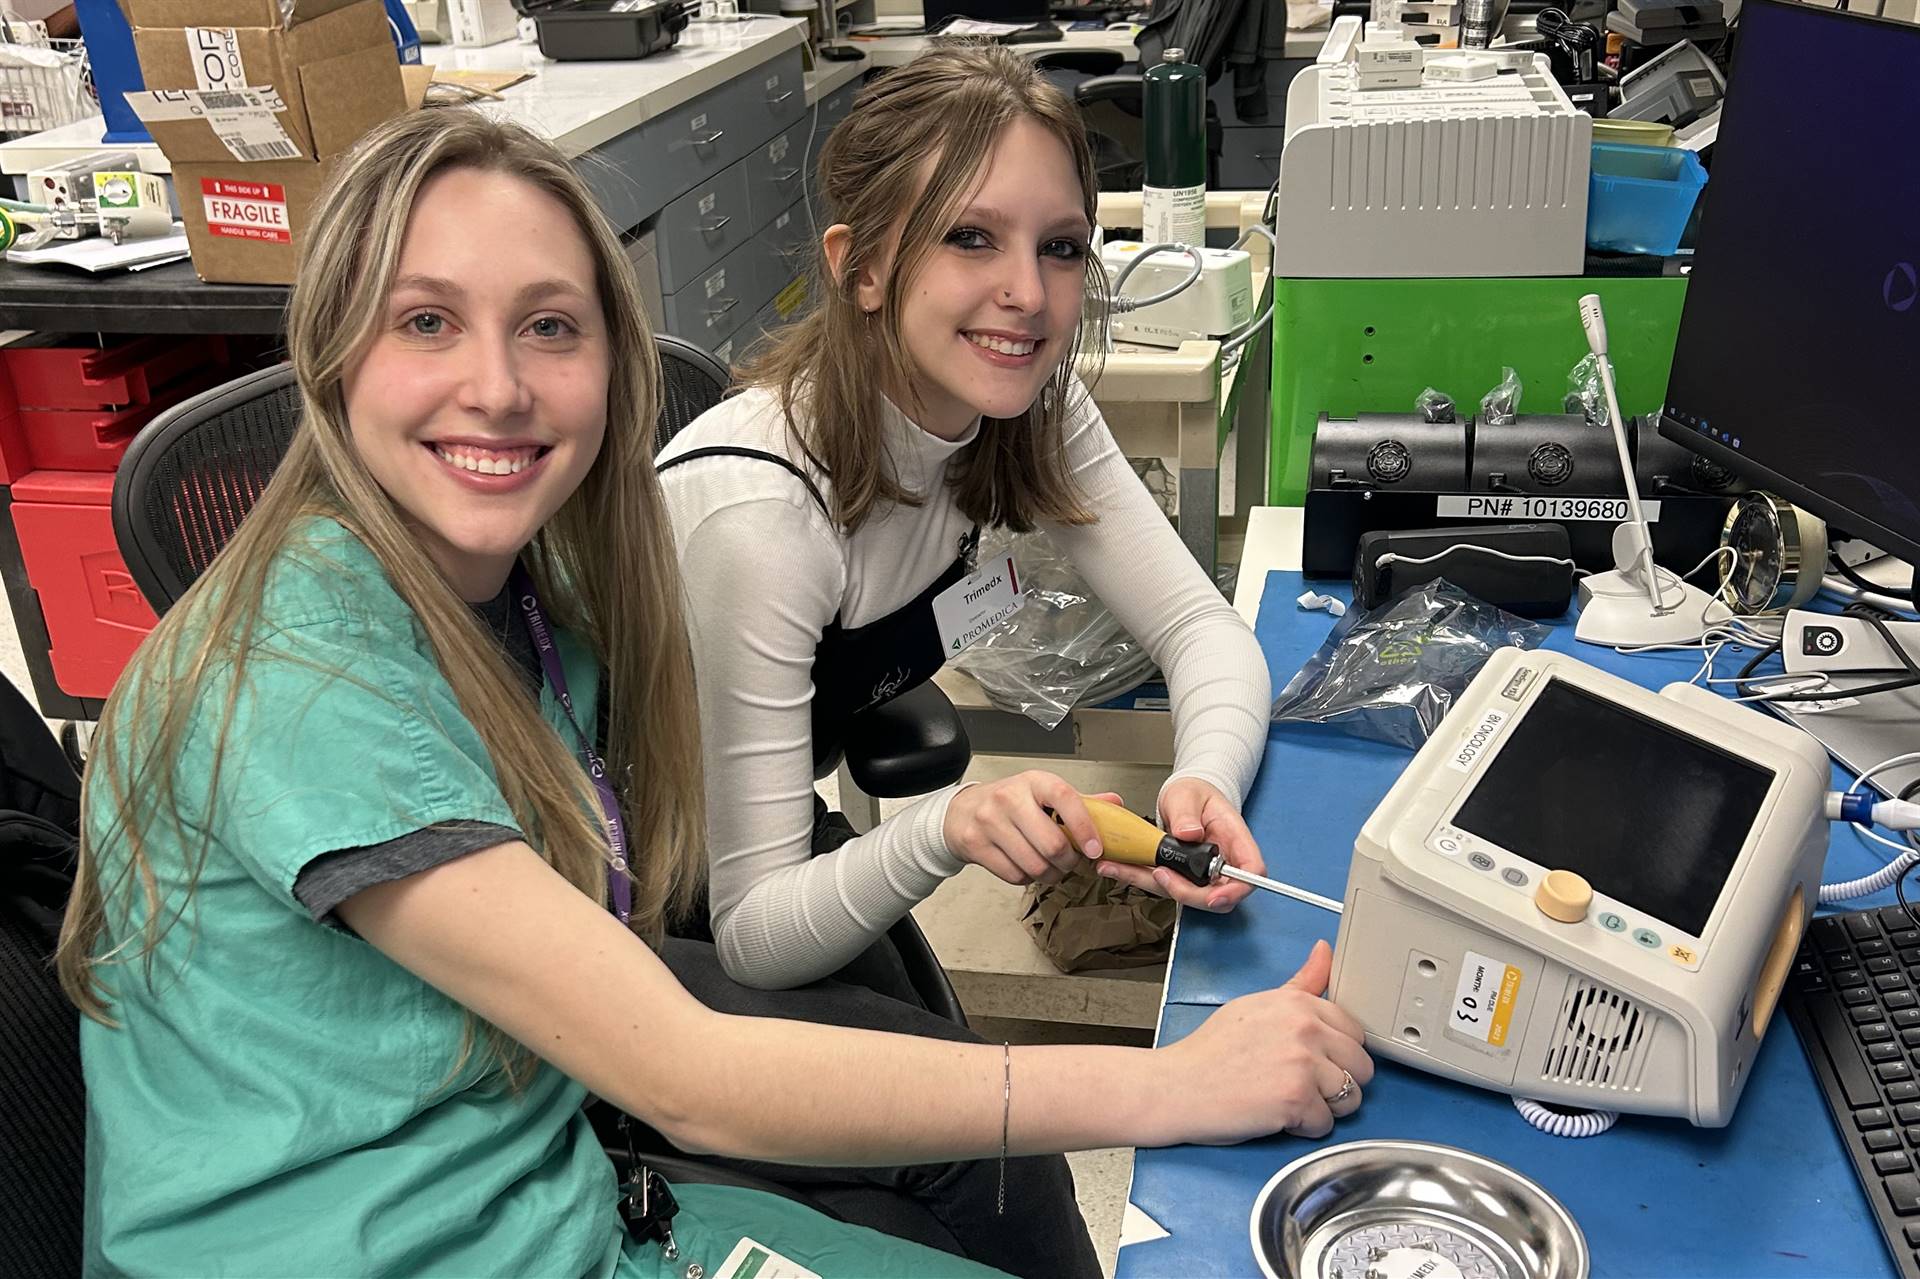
left=1268, top=275, right=1689, bottom=504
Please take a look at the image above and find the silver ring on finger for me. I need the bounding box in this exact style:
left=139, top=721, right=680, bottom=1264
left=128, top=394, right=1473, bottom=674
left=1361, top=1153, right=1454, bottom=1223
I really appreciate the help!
left=1325, top=1070, right=1355, bottom=1106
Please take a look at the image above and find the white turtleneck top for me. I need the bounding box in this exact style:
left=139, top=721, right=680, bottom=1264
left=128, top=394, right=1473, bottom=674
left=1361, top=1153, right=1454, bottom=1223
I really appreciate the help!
left=657, top=382, right=1271, bottom=989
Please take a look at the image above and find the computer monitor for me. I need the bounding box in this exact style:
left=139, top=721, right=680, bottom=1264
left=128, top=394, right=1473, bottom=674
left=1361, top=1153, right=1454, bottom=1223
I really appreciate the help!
left=1657, top=0, right=1920, bottom=568
left=922, top=0, right=1049, bottom=31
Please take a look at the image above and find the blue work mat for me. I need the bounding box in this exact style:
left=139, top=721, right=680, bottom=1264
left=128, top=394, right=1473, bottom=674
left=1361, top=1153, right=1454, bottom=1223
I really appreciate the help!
left=1119, top=570, right=1897, bottom=1278
left=1124, top=1004, right=1881, bottom=1277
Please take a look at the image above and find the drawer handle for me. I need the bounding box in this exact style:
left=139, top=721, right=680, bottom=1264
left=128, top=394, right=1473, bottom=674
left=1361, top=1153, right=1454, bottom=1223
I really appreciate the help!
left=693, top=129, right=726, bottom=148
left=700, top=214, right=733, bottom=235
left=767, top=89, right=796, bottom=105
left=706, top=298, right=740, bottom=318
left=1254, top=150, right=1282, bottom=161
left=772, top=167, right=802, bottom=182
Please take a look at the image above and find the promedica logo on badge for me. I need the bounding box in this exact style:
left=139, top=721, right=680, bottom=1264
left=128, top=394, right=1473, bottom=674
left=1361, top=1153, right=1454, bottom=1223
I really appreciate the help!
left=950, top=595, right=1024, bottom=652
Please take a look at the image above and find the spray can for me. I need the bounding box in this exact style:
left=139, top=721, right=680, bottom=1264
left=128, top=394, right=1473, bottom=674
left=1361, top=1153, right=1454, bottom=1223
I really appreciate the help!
left=1142, top=49, right=1207, bottom=249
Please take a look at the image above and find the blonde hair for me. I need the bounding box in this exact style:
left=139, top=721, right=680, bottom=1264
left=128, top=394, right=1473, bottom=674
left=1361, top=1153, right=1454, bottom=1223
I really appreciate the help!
left=58, top=108, right=705, bottom=1087
left=741, top=44, right=1106, bottom=534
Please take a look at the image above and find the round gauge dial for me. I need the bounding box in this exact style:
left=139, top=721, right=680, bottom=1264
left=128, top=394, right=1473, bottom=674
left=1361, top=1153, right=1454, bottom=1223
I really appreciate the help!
left=1720, top=492, right=1828, bottom=613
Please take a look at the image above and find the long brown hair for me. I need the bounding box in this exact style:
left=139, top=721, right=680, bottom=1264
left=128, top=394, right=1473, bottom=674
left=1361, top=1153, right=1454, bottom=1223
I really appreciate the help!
left=741, top=44, right=1106, bottom=534
left=58, top=108, right=705, bottom=1087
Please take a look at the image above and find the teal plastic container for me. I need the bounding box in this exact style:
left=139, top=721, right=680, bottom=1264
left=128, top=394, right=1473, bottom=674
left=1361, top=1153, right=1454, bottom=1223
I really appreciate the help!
left=1586, top=142, right=1709, bottom=257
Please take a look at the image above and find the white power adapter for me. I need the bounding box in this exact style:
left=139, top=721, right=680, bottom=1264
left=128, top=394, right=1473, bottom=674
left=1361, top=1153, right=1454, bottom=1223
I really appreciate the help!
left=1101, top=241, right=1254, bottom=349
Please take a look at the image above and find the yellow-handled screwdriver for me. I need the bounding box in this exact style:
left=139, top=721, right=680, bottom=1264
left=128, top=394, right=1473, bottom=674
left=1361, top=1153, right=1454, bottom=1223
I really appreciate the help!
left=1057, top=796, right=1344, bottom=913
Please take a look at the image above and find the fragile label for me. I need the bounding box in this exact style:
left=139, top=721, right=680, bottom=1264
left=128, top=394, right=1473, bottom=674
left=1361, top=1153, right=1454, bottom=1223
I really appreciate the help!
left=1435, top=495, right=1662, bottom=523
left=1451, top=949, right=1522, bottom=1047
left=201, top=176, right=291, bottom=244
left=185, top=27, right=245, bottom=92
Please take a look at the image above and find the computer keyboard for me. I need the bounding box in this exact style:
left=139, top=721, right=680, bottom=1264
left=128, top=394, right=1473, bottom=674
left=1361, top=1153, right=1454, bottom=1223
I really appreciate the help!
left=1786, top=904, right=1920, bottom=1278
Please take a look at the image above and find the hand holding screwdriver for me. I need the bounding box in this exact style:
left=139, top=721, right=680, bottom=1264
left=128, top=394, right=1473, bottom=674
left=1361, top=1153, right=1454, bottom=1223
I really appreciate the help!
left=1056, top=795, right=1344, bottom=914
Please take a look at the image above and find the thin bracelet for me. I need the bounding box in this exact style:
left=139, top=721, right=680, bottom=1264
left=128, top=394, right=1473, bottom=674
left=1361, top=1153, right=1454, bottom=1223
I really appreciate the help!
left=998, top=1041, right=1011, bottom=1216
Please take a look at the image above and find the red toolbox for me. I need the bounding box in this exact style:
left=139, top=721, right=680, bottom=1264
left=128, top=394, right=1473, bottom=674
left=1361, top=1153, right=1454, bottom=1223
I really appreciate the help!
left=0, top=335, right=237, bottom=484
left=8, top=471, right=158, bottom=702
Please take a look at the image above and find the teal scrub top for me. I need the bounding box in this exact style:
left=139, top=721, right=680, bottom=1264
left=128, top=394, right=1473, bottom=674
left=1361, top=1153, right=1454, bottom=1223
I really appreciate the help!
left=81, top=517, right=628, bottom=1278
left=80, top=517, right=1008, bottom=1279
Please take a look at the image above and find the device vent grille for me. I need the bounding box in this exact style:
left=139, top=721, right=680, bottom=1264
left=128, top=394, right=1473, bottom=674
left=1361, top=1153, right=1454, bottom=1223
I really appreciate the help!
left=1538, top=977, right=1654, bottom=1091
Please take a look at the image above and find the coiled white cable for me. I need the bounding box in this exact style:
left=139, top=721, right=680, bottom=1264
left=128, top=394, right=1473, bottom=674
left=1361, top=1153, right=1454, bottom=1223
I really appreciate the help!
left=1513, top=1096, right=1620, bottom=1138
left=1820, top=752, right=1920, bottom=904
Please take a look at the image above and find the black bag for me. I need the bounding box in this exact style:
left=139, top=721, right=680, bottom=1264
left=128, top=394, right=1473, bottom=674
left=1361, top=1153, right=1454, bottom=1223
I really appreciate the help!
left=0, top=675, right=84, bottom=1279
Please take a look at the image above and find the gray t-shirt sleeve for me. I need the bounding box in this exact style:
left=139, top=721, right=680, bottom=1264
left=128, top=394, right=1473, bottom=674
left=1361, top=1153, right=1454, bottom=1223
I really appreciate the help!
left=293, top=821, right=524, bottom=926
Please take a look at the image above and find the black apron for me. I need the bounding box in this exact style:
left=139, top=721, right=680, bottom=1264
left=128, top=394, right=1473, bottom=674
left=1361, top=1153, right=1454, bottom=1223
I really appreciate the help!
left=657, top=445, right=980, bottom=776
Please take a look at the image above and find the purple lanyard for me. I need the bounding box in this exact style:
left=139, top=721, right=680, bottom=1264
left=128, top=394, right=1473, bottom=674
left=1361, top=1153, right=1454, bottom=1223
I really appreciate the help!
left=510, top=565, right=631, bottom=925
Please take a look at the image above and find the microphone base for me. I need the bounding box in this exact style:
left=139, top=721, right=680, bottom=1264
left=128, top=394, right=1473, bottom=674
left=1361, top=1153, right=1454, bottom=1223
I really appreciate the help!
left=1575, top=568, right=1733, bottom=647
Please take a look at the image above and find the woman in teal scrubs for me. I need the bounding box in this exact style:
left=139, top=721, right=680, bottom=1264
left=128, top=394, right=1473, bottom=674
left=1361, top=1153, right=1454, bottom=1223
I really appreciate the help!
left=57, top=106, right=1372, bottom=1278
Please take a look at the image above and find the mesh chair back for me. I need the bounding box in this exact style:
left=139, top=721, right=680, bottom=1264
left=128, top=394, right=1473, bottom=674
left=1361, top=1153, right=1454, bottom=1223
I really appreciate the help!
left=111, top=365, right=301, bottom=613
left=652, top=334, right=732, bottom=456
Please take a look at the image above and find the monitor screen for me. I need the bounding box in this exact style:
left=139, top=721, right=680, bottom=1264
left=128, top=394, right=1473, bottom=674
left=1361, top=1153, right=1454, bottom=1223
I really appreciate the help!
left=1451, top=680, right=1776, bottom=936
left=1659, top=0, right=1920, bottom=565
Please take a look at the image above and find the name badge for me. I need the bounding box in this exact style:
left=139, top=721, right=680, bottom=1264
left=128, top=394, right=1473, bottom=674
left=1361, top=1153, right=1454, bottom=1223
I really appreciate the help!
left=932, top=555, right=1024, bottom=656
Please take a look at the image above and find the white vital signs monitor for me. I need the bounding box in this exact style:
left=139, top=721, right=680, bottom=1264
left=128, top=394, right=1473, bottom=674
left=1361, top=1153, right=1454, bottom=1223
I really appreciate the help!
left=1329, top=648, right=1830, bottom=1126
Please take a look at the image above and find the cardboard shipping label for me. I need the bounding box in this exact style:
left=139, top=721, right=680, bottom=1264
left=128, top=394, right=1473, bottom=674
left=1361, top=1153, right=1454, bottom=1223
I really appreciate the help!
left=202, top=177, right=292, bottom=244
left=185, top=27, right=247, bottom=93
left=124, top=88, right=300, bottom=162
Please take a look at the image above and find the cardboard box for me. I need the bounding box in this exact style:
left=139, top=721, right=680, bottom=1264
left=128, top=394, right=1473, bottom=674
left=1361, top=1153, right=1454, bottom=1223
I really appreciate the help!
left=122, top=0, right=367, bottom=27
left=169, top=160, right=334, bottom=284
left=126, top=0, right=404, bottom=164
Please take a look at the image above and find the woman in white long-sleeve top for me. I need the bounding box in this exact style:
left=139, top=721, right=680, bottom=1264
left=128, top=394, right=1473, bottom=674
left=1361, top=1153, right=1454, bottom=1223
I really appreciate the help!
left=658, top=46, right=1275, bottom=1000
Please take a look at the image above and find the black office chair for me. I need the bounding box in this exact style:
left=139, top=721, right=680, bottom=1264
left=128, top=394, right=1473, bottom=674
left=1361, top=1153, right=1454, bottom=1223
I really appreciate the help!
left=652, top=336, right=972, bottom=1025
left=111, top=363, right=300, bottom=613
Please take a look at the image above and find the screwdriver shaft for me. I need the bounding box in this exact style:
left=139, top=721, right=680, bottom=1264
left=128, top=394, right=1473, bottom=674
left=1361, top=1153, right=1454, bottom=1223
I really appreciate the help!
left=1217, top=864, right=1344, bottom=914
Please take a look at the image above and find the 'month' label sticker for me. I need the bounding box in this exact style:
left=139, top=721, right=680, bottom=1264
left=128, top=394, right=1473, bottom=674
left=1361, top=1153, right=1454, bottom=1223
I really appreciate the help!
left=1451, top=950, right=1522, bottom=1047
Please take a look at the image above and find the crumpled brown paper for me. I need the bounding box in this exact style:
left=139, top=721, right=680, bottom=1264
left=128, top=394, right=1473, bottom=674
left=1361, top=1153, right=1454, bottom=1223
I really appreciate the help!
left=1021, top=862, right=1177, bottom=973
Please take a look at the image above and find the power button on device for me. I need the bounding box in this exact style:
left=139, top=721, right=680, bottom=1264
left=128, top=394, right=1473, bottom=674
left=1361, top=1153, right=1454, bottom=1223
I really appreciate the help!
left=1534, top=870, right=1592, bottom=923
left=1436, top=836, right=1461, bottom=854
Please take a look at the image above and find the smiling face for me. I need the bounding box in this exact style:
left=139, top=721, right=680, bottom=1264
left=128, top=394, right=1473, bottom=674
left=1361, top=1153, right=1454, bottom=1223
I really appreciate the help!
left=849, top=116, right=1093, bottom=440
left=340, top=165, right=611, bottom=602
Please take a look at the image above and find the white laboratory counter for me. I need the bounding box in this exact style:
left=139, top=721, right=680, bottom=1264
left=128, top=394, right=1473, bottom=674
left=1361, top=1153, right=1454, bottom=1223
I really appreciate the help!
left=0, top=18, right=865, bottom=177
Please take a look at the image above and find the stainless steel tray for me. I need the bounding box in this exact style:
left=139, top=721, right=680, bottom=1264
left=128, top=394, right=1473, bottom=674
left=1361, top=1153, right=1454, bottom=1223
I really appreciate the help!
left=1249, top=1140, right=1589, bottom=1279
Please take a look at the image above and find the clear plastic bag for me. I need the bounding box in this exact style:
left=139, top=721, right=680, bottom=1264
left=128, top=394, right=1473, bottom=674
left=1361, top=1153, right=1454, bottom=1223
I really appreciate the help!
left=1415, top=386, right=1458, bottom=423
left=951, top=524, right=1158, bottom=730
left=1564, top=353, right=1605, bottom=426
left=954, top=459, right=1240, bottom=730
left=944, top=458, right=1167, bottom=722
left=1478, top=365, right=1524, bottom=426
left=1270, top=580, right=1551, bottom=749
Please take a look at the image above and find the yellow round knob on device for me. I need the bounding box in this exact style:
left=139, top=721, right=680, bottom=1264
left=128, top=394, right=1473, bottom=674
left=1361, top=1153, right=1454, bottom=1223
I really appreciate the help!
left=1535, top=870, right=1592, bottom=923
